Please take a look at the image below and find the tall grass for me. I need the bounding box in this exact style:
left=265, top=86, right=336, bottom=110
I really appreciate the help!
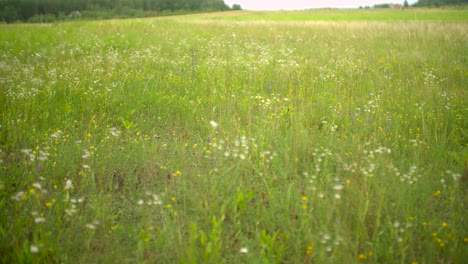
left=0, top=10, right=467, bottom=263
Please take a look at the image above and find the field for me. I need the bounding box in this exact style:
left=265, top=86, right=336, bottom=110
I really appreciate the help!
left=1, top=8, right=467, bottom=263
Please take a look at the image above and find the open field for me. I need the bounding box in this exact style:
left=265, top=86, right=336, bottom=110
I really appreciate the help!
left=1, top=9, right=467, bottom=263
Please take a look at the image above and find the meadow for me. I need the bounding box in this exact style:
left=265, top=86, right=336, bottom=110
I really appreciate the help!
left=0, top=8, right=467, bottom=263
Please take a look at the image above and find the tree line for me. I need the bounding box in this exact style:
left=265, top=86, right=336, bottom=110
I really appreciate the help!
left=414, top=0, right=468, bottom=6
left=0, top=0, right=235, bottom=23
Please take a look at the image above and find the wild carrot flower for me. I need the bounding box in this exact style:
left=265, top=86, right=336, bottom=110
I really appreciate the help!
left=108, top=127, right=121, bottom=137
left=82, top=150, right=91, bottom=159
left=34, top=217, right=46, bottom=223
left=209, top=120, right=218, bottom=129
left=65, top=179, right=73, bottom=190
left=30, top=245, right=39, bottom=253
left=239, top=247, right=248, bottom=253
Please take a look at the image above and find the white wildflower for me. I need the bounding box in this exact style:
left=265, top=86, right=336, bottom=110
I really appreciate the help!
left=51, top=130, right=63, bottom=138
left=333, top=184, right=344, bottom=191
left=34, top=217, right=46, bottom=223
left=82, top=150, right=91, bottom=159
left=109, top=127, right=121, bottom=137
left=30, top=245, right=39, bottom=253
left=239, top=247, right=248, bottom=253
left=209, top=120, right=218, bottom=129
left=65, top=179, right=73, bottom=190
left=32, top=182, right=42, bottom=190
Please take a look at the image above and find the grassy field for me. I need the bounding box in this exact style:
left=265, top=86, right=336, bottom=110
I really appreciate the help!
left=1, top=8, right=467, bottom=263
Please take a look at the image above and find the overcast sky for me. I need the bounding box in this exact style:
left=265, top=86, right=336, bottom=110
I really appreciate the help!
left=224, top=0, right=418, bottom=10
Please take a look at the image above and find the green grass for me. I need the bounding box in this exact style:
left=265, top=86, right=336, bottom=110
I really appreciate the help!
left=1, top=9, right=467, bottom=263
left=181, top=8, right=468, bottom=22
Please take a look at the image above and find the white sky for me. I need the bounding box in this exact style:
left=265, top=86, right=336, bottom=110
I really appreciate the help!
left=224, top=0, right=418, bottom=10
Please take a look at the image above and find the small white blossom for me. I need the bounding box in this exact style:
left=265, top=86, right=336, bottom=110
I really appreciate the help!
left=65, top=179, right=73, bottom=190
left=333, top=184, right=344, bottom=191
left=108, top=127, right=121, bottom=137
left=30, top=245, right=39, bottom=253
left=209, top=120, right=218, bottom=129
left=34, top=217, right=46, bottom=223
left=239, top=247, right=248, bottom=253
left=82, top=150, right=91, bottom=159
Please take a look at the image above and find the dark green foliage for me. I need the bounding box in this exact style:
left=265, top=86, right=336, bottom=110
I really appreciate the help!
left=232, top=4, right=242, bottom=10
left=374, top=3, right=392, bottom=8
left=0, top=0, right=231, bottom=22
left=414, top=0, right=468, bottom=6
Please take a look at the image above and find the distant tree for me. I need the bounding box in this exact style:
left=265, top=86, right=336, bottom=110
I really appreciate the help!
left=404, top=0, right=409, bottom=7
left=232, top=4, right=242, bottom=10
left=0, top=5, right=18, bottom=22
left=374, top=3, right=392, bottom=8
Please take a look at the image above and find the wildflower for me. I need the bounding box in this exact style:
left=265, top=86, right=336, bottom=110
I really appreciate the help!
left=65, top=179, right=73, bottom=190
left=86, top=223, right=97, bottom=230
left=21, top=149, right=32, bottom=155
left=30, top=245, right=39, bottom=253
left=209, top=120, right=218, bottom=129
left=82, top=150, right=91, bottom=159
left=333, top=184, right=344, bottom=190
left=441, top=222, right=447, bottom=228
left=51, top=130, right=62, bottom=138
left=65, top=208, right=77, bottom=216
left=306, top=243, right=314, bottom=254
left=11, top=191, right=25, bottom=201
left=239, top=247, right=248, bottom=253
left=433, top=190, right=441, bottom=197
left=45, top=199, right=55, bottom=207
left=358, top=253, right=366, bottom=260
left=32, top=182, right=42, bottom=190
left=301, top=195, right=307, bottom=201
left=34, top=217, right=46, bottom=223
left=108, top=127, right=121, bottom=137
left=86, top=220, right=100, bottom=230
